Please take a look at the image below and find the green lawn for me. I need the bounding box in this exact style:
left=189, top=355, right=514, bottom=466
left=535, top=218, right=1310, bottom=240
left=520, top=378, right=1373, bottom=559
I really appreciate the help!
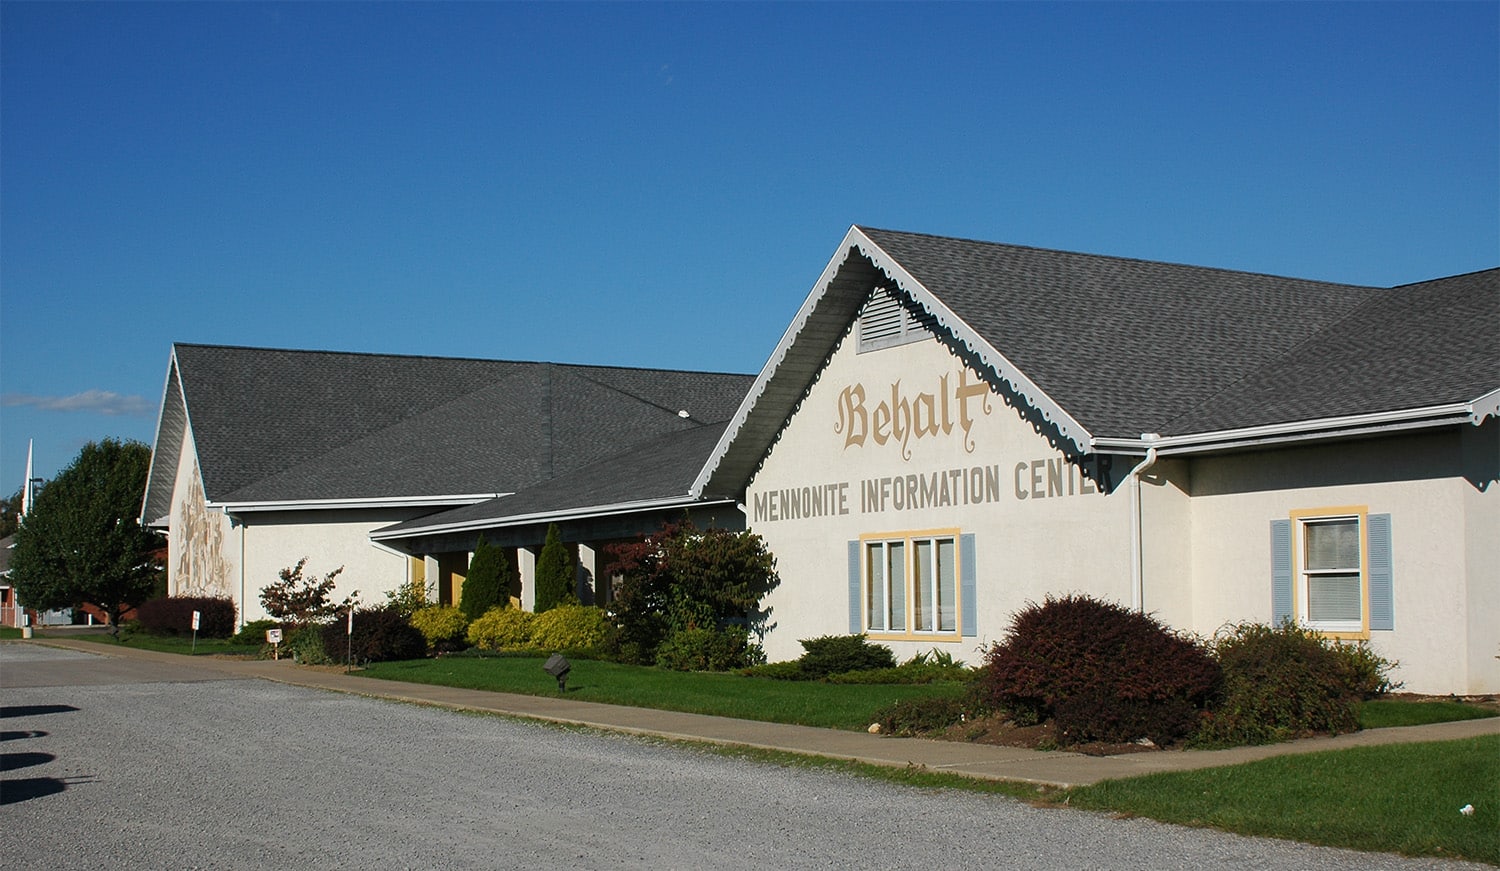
left=1359, top=698, right=1497, bottom=729
left=64, top=631, right=263, bottom=657
left=0, top=626, right=22, bottom=640
left=361, top=655, right=965, bottom=731
left=1064, top=736, right=1500, bottom=865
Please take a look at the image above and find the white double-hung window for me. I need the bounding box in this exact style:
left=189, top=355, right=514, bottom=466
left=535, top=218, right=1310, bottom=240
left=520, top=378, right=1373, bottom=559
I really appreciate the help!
left=1300, top=516, right=1362, bottom=633
left=863, top=532, right=958, bottom=637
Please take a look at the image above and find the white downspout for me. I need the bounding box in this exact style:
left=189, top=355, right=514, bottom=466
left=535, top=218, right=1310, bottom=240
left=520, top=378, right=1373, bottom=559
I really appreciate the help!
left=1127, top=438, right=1161, bottom=613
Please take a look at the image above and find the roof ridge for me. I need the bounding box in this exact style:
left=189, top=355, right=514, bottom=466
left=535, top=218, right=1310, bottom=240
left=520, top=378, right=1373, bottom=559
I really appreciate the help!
left=568, top=369, right=721, bottom=424
left=855, top=226, right=1381, bottom=292
left=172, top=341, right=752, bottom=378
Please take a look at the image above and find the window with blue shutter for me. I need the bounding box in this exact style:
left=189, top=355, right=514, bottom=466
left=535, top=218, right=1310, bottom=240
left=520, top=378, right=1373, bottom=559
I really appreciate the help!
left=847, top=540, right=862, bottom=634
left=1270, top=519, right=1293, bottom=624
left=1367, top=514, right=1393, bottom=631
left=960, top=534, right=977, bottom=637
left=1278, top=509, right=1392, bottom=636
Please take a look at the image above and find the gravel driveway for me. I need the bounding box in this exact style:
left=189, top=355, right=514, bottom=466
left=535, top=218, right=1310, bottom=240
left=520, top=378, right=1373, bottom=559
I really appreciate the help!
left=0, top=644, right=1484, bottom=870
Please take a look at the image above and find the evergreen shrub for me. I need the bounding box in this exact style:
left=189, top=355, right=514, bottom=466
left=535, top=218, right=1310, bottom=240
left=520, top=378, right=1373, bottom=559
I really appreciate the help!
left=320, top=607, right=426, bottom=665
left=410, top=606, right=470, bottom=652
left=826, top=649, right=973, bottom=684
left=467, top=607, right=536, bottom=651
left=533, top=523, right=574, bottom=613
left=796, top=634, right=897, bottom=680
left=459, top=536, right=509, bottom=621
left=232, top=618, right=280, bottom=646
left=655, top=626, right=761, bottom=671
left=529, top=604, right=611, bottom=652
left=1194, top=621, right=1391, bottom=746
left=977, top=594, right=1219, bottom=745
left=136, top=596, right=237, bottom=638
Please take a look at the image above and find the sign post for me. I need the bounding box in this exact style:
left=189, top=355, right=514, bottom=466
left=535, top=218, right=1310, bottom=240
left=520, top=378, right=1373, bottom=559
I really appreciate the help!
left=266, top=627, right=283, bottom=660
left=345, top=608, right=354, bottom=672
left=191, top=610, right=201, bottom=654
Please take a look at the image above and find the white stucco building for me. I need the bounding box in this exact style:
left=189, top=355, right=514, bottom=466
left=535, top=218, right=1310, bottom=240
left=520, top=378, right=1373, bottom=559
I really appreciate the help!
left=143, top=226, right=1497, bottom=694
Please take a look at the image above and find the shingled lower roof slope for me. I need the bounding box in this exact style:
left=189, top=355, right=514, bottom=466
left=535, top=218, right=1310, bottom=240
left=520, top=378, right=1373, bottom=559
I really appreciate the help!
left=1161, top=267, right=1500, bottom=435
left=374, top=422, right=734, bottom=538
left=859, top=227, right=1382, bottom=440
left=168, top=344, right=752, bottom=506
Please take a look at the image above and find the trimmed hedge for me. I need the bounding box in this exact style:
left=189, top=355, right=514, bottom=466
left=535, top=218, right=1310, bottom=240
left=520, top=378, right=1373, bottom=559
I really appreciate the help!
left=136, top=596, right=237, bottom=638
left=467, top=607, right=536, bottom=651
left=410, top=606, right=469, bottom=651
left=529, top=604, right=611, bottom=652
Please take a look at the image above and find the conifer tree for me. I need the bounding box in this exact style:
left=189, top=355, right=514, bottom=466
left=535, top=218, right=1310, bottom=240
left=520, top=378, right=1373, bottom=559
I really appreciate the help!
left=459, top=535, right=509, bottom=620
left=533, top=523, right=573, bottom=613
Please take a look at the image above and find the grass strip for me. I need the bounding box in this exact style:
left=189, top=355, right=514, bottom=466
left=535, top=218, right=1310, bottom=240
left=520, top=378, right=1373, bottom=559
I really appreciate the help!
left=360, top=654, right=965, bottom=731
left=1359, top=698, right=1497, bottom=729
left=1064, top=736, right=1500, bottom=865
left=62, top=631, right=262, bottom=657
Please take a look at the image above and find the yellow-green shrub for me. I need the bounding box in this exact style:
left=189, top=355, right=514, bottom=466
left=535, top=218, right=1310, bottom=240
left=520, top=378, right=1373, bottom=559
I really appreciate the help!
left=409, top=606, right=469, bottom=648
left=529, top=604, right=611, bottom=652
left=467, top=607, right=536, bottom=651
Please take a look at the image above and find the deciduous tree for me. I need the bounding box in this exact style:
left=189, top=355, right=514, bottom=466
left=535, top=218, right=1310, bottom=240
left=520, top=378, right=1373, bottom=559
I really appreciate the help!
left=8, top=439, right=162, bottom=630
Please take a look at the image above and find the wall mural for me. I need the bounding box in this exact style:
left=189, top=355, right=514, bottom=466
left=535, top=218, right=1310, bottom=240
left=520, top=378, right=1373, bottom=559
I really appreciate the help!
left=175, top=462, right=232, bottom=597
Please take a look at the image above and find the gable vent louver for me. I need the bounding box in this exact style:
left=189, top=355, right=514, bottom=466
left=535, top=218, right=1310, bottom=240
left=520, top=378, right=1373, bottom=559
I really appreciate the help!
left=858, top=285, right=936, bottom=353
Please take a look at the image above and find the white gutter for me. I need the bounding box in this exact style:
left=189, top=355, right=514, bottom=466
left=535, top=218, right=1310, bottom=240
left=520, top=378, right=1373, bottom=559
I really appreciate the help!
left=1127, top=441, right=1160, bottom=613
left=211, top=493, right=505, bottom=513
left=1092, top=400, right=1485, bottom=457
left=370, top=495, right=740, bottom=542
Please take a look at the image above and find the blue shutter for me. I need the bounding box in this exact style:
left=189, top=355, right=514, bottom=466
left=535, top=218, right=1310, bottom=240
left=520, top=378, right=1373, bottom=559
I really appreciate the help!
left=1270, top=519, right=1293, bottom=624
left=1367, top=513, right=1393, bottom=631
left=847, top=540, right=862, bottom=634
left=960, top=534, right=977, bottom=637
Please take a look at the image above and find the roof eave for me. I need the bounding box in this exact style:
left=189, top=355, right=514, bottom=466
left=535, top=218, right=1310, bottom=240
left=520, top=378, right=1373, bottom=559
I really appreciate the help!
left=371, top=495, right=738, bottom=542
left=212, top=493, right=507, bottom=514
left=1091, top=399, right=1491, bottom=456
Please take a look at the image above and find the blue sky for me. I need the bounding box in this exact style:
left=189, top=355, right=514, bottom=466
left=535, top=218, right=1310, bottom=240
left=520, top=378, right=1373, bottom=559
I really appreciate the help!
left=2, top=1, right=1496, bottom=489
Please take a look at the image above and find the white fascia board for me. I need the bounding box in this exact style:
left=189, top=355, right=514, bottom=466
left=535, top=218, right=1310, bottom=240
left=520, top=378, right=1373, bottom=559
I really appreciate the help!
left=850, top=228, right=1094, bottom=455
left=1471, top=386, right=1500, bottom=423
left=138, top=350, right=185, bottom=525
left=212, top=493, right=506, bottom=514
left=1091, top=402, right=1483, bottom=456
left=690, top=227, right=872, bottom=497
left=370, top=495, right=737, bottom=541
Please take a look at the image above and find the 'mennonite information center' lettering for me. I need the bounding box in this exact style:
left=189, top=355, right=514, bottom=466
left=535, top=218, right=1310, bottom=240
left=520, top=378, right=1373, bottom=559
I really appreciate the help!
left=751, top=370, right=1100, bottom=523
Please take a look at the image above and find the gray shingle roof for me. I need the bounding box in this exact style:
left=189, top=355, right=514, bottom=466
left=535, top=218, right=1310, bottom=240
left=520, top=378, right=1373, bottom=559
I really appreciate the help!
left=1161, top=267, right=1500, bottom=434
left=167, top=344, right=753, bottom=505
left=699, top=226, right=1497, bottom=496
left=859, top=227, right=1388, bottom=439
left=375, top=422, right=731, bottom=536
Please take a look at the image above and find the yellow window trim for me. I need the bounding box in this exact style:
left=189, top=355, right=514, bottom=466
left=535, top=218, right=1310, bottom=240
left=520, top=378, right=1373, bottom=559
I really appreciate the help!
left=859, top=528, right=964, bottom=640
left=1288, top=505, right=1370, bottom=640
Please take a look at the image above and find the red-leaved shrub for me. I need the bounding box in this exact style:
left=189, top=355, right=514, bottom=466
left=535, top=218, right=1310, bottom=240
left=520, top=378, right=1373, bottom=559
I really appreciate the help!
left=976, top=594, right=1219, bottom=745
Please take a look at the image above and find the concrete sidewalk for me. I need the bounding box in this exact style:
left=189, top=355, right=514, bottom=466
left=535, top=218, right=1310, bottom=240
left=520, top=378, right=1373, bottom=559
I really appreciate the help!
left=18, top=636, right=1499, bottom=789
